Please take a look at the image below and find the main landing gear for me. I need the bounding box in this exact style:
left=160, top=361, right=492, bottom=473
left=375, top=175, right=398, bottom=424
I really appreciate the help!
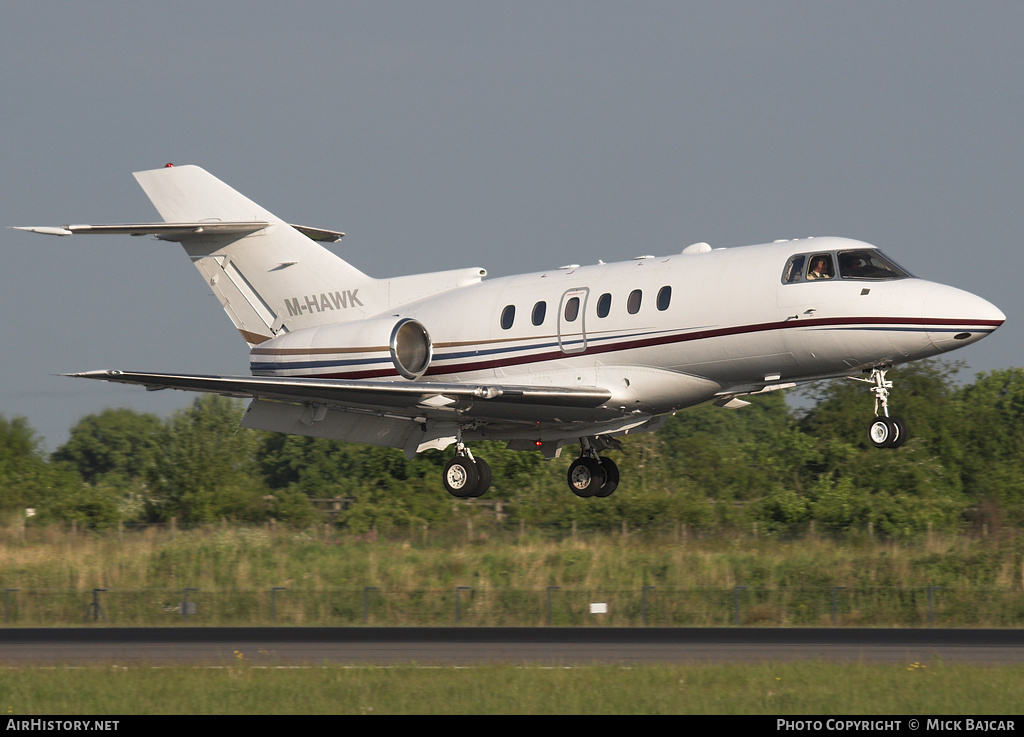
left=442, top=437, right=621, bottom=499
left=443, top=443, right=492, bottom=498
left=851, top=367, right=907, bottom=449
left=566, top=438, right=620, bottom=498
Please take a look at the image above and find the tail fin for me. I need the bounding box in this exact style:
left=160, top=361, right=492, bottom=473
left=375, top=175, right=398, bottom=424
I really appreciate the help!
left=134, top=165, right=376, bottom=346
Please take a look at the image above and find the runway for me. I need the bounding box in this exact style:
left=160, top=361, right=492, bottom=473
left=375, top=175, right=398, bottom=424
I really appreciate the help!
left=2, top=627, right=1023, bottom=666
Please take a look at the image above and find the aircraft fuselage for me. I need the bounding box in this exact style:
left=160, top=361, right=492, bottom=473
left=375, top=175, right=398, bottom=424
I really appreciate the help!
left=250, top=237, right=1003, bottom=425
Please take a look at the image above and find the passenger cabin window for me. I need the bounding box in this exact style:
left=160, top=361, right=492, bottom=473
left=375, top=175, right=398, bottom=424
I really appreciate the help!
left=838, top=250, right=911, bottom=280
left=657, top=286, right=672, bottom=311
left=532, top=301, right=547, bottom=326
left=596, top=293, right=612, bottom=318
left=627, top=289, right=642, bottom=315
left=500, top=305, right=515, bottom=330
left=563, top=296, right=580, bottom=322
left=807, top=254, right=835, bottom=280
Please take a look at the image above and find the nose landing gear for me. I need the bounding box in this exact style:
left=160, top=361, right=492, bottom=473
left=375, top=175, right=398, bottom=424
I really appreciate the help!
left=868, top=415, right=906, bottom=449
left=853, top=367, right=907, bottom=449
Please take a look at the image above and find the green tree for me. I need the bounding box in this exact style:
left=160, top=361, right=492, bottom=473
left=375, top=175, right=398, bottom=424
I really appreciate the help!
left=147, top=396, right=285, bottom=524
left=53, top=408, right=162, bottom=483
left=0, top=415, right=48, bottom=513
left=29, top=464, right=122, bottom=530
left=957, top=368, right=1024, bottom=528
left=0, top=415, right=122, bottom=529
left=797, top=361, right=971, bottom=535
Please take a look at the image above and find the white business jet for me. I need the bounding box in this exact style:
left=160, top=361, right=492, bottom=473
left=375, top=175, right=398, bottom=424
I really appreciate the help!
left=17, top=165, right=1004, bottom=498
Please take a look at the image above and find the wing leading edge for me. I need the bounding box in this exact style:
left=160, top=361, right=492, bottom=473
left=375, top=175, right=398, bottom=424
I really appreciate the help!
left=14, top=222, right=344, bottom=242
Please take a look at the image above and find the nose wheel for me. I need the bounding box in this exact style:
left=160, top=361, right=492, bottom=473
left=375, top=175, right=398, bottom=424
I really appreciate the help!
left=868, top=415, right=906, bottom=449
left=853, top=367, right=907, bottom=449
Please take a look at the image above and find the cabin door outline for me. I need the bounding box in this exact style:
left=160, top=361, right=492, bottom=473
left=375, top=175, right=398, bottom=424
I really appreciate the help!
left=557, top=288, right=589, bottom=354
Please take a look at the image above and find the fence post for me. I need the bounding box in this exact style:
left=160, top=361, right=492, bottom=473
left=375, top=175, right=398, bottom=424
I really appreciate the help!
left=928, top=586, right=942, bottom=627
left=831, top=586, right=846, bottom=626
left=4, top=589, right=19, bottom=624
left=271, top=587, right=286, bottom=623
left=641, top=586, right=655, bottom=626
left=83, top=588, right=106, bottom=623
left=363, top=587, right=378, bottom=624
left=455, top=586, right=471, bottom=624
left=546, top=586, right=560, bottom=626
left=733, top=586, right=748, bottom=626
left=183, top=587, right=197, bottom=622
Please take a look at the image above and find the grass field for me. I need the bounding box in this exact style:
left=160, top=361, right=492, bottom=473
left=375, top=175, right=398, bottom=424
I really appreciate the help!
left=3, top=524, right=1022, bottom=714
left=2, top=523, right=1023, bottom=627
left=1, top=661, right=1022, bottom=715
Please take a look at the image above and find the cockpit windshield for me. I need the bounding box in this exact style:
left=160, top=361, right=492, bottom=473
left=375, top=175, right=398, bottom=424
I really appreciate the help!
left=837, top=250, right=911, bottom=280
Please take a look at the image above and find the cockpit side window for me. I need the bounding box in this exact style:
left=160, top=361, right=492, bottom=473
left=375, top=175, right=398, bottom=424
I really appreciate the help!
left=782, top=255, right=806, bottom=283
left=838, top=250, right=911, bottom=280
left=807, top=254, right=835, bottom=280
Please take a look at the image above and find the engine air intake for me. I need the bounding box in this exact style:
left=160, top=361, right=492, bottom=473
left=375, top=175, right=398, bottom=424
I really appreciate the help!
left=390, top=318, right=433, bottom=380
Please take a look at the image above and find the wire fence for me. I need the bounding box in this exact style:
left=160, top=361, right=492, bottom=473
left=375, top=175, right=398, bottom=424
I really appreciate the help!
left=3, top=585, right=1023, bottom=628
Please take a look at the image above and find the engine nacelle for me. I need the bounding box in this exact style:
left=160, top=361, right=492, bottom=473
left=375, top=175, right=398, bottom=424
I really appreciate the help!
left=250, top=316, right=433, bottom=380
left=388, top=318, right=433, bottom=379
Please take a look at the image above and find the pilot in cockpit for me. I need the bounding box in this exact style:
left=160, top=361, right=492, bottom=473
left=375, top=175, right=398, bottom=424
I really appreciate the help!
left=807, top=256, right=834, bottom=280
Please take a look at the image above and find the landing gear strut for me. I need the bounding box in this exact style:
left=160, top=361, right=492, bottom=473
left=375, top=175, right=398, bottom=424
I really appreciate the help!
left=567, top=438, right=620, bottom=497
left=851, top=367, right=907, bottom=449
left=443, top=442, right=492, bottom=498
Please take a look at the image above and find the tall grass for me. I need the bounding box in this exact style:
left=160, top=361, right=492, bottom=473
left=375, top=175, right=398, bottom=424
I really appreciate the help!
left=1, top=521, right=1022, bottom=626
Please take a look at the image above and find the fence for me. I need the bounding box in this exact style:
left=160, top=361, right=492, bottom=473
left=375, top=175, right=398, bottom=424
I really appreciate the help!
left=2, top=585, right=1023, bottom=628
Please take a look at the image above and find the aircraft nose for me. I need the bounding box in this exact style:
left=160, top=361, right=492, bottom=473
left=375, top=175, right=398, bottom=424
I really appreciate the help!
left=923, top=284, right=1005, bottom=351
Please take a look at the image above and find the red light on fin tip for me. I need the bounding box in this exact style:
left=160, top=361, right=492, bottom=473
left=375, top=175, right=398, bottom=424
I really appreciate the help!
left=164, top=163, right=174, bottom=168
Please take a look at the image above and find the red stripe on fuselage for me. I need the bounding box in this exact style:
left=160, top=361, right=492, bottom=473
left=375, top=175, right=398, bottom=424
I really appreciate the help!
left=261, top=315, right=1003, bottom=381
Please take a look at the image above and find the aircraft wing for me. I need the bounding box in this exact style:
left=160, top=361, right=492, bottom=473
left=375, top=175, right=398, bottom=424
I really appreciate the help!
left=68, top=370, right=612, bottom=418
left=14, top=222, right=344, bottom=242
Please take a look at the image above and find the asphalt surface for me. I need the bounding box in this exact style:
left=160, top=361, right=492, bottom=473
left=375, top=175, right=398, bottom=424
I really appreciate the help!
left=2, top=627, right=1023, bottom=665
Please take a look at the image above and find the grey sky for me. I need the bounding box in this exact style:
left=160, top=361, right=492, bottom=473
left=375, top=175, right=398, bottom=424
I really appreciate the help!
left=2, top=2, right=1020, bottom=450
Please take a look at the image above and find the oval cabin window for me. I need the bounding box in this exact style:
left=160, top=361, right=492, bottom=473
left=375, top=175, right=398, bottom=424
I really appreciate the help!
left=500, top=305, right=515, bottom=330
left=657, top=286, right=672, bottom=311
left=627, top=289, right=642, bottom=315
left=564, top=296, right=580, bottom=322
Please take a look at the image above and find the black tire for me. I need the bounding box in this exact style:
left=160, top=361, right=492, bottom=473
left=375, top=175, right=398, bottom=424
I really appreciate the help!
left=868, top=416, right=906, bottom=449
left=567, top=457, right=606, bottom=498
left=593, top=457, right=620, bottom=497
left=467, top=457, right=491, bottom=498
left=443, top=457, right=480, bottom=497
left=887, top=416, right=907, bottom=448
